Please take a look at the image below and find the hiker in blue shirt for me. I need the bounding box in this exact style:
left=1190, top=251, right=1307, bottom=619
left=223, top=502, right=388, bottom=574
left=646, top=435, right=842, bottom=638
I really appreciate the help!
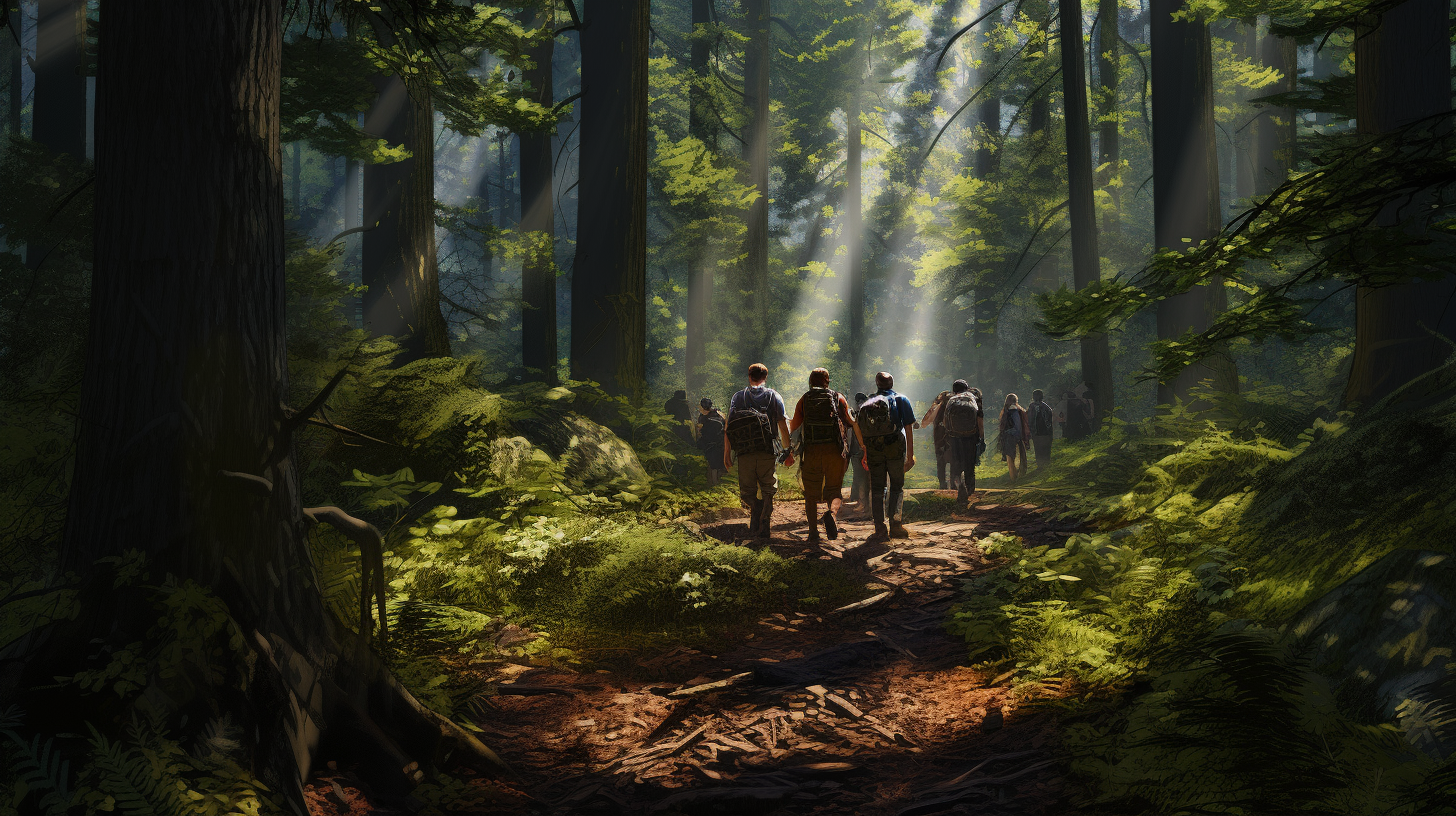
left=723, top=363, right=795, bottom=540
left=855, top=372, right=916, bottom=539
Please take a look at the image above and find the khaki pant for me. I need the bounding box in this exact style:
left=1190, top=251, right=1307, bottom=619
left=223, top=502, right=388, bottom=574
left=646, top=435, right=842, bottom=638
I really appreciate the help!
left=799, top=443, right=847, bottom=503
left=735, top=452, right=779, bottom=505
left=865, top=434, right=906, bottom=526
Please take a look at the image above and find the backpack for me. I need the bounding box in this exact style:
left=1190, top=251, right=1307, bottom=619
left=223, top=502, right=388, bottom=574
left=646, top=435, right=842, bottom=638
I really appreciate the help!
left=1030, top=401, right=1054, bottom=437
left=943, top=392, right=980, bottom=438
left=858, top=395, right=898, bottom=438
left=726, top=389, right=776, bottom=454
left=799, top=388, right=844, bottom=447
left=698, top=411, right=725, bottom=453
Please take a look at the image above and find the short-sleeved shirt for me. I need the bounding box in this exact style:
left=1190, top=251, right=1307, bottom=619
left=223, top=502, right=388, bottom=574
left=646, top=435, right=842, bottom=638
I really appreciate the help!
left=874, top=389, right=916, bottom=435
left=729, top=385, right=787, bottom=426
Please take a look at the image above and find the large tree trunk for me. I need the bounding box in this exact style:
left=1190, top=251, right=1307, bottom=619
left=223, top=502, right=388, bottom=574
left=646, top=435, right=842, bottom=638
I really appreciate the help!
left=6, top=7, right=20, bottom=135
left=570, top=0, right=648, bottom=403
left=361, top=76, right=451, bottom=363
left=48, top=5, right=499, bottom=811
left=520, top=6, right=557, bottom=382
left=32, top=0, right=87, bottom=159
left=1344, top=0, right=1456, bottom=406
left=1254, top=21, right=1296, bottom=196
left=846, top=54, right=865, bottom=391
left=1096, top=0, right=1119, bottom=234
left=1061, top=0, right=1115, bottom=426
left=685, top=0, right=713, bottom=397
left=1151, top=0, right=1238, bottom=406
left=742, top=0, right=771, bottom=367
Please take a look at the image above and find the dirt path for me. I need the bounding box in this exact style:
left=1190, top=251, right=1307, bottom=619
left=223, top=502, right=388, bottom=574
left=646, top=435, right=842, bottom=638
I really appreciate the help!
left=308, top=492, right=1085, bottom=815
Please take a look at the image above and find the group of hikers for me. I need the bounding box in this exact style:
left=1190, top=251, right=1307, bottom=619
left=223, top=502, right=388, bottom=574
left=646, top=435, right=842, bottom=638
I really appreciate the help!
left=666, top=365, right=1098, bottom=545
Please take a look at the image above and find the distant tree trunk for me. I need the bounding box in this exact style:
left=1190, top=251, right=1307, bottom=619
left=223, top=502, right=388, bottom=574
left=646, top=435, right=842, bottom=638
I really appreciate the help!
left=1096, top=0, right=1120, bottom=234
left=1061, top=0, right=1115, bottom=426
left=1344, top=0, right=1456, bottom=406
left=361, top=76, right=451, bottom=362
left=32, top=0, right=86, bottom=159
left=1150, top=0, right=1238, bottom=406
left=477, top=134, right=494, bottom=279
left=5, top=7, right=20, bottom=135
left=846, top=51, right=865, bottom=390
left=570, top=0, right=648, bottom=403
left=291, top=141, right=302, bottom=218
left=742, top=0, right=771, bottom=366
left=1231, top=21, right=1257, bottom=209
left=1253, top=24, right=1296, bottom=196
left=520, top=8, right=557, bottom=382
left=685, top=0, right=712, bottom=397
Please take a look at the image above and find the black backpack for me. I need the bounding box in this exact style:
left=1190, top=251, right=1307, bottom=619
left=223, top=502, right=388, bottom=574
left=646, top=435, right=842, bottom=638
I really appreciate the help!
left=799, top=388, right=844, bottom=447
left=858, top=395, right=898, bottom=438
left=698, top=411, right=725, bottom=453
left=943, top=392, right=980, bottom=437
left=1030, top=401, right=1054, bottom=436
left=726, top=389, right=777, bottom=454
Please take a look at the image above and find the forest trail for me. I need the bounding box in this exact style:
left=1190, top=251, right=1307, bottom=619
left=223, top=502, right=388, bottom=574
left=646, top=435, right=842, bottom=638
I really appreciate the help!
left=308, top=493, right=1084, bottom=815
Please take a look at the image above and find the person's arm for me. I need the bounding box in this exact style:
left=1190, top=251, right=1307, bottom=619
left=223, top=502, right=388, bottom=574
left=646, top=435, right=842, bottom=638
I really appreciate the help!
left=722, top=430, right=733, bottom=471
left=788, top=397, right=805, bottom=433
left=777, top=418, right=795, bottom=466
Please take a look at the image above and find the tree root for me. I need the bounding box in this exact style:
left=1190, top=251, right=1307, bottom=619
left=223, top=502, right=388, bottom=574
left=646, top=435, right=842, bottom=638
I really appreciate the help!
left=303, top=506, right=388, bottom=649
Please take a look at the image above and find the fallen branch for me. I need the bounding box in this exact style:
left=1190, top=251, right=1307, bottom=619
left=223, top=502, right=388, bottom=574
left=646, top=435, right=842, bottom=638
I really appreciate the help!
left=668, top=672, right=752, bottom=698
left=832, top=591, right=893, bottom=614
left=303, top=506, right=388, bottom=649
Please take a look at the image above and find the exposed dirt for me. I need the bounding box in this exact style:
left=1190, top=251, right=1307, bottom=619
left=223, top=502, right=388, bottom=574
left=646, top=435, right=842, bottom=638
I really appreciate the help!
left=306, top=490, right=1087, bottom=815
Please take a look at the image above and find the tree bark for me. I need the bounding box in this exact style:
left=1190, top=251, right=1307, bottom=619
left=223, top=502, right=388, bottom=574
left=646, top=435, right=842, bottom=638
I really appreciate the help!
left=1254, top=21, right=1296, bottom=196
left=846, top=46, right=865, bottom=391
left=6, top=7, right=20, bottom=135
left=32, top=0, right=87, bottom=159
left=361, top=75, right=451, bottom=363
left=1096, top=0, right=1120, bottom=234
left=1061, top=0, right=1115, bottom=426
left=291, top=141, right=302, bottom=218
left=1344, top=0, right=1456, bottom=406
left=520, top=9, right=557, bottom=382
left=570, top=0, right=648, bottom=403
left=1150, top=0, right=1238, bottom=406
left=685, top=0, right=712, bottom=398
left=742, top=0, right=771, bottom=366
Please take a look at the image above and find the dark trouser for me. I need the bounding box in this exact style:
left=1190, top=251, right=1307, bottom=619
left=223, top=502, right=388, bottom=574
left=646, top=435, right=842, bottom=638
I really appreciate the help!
left=948, top=435, right=978, bottom=500
left=936, top=445, right=948, bottom=489
left=736, top=452, right=778, bottom=537
left=865, top=434, right=907, bottom=529
left=1033, top=434, right=1052, bottom=469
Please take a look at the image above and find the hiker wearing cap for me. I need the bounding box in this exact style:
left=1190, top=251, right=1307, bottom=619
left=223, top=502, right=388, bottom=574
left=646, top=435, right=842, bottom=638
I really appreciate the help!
left=857, top=372, right=916, bottom=539
left=789, top=368, right=863, bottom=545
left=724, top=363, right=795, bottom=540
left=1028, top=389, right=1055, bottom=469
left=941, top=380, right=983, bottom=502
left=694, top=397, right=726, bottom=486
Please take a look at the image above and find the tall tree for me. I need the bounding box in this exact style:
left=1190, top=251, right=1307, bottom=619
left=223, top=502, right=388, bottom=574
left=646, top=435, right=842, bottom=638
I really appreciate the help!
left=7, top=6, right=24, bottom=135
left=846, top=34, right=865, bottom=389
left=570, top=0, right=649, bottom=402
left=1061, top=0, right=1114, bottom=423
left=520, top=9, right=556, bottom=382
left=742, top=0, right=771, bottom=366
left=1096, top=0, right=1119, bottom=233
left=1344, top=0, right=1455, bottom=405
left=685, top=0, right=712, bottom=397
left=32, top=0, right=86, bottom=159
left=52, top=4, right=504, bottom=809
left=361, top=74, right=452, bottom=362
left=1150, top=0, right=1237, bottom=405
left=1253, top=22, right=1296, bottom=197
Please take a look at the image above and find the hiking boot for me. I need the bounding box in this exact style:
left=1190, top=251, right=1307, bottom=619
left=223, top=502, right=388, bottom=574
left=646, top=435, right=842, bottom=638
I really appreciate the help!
left=757, top=498, right=775, bottom=539
left=821, top=511, right=838, bottom=540
left=873, top=524, right=890, bottom=539
left=748, top=498, right=764, bottom=539
left=889, top=522, right=910, bottom=539
left=807, top=526, right=822, bottom=545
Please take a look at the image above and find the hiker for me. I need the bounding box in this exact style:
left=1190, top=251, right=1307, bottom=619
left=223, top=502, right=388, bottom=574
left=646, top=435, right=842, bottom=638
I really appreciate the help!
left=789, top=368, right=863, bottom=544
left=1060, top=388, right=1093, bottom=441
left=847, top=392, right=870, bottom=511
left=724, top=363, right=795, bottom=540
left=941, top=380, right=983, bottom=502
left=997, top=393, right=1030, bottom=483
left=1028, top=389, right=1055, bottom=469
left=694, top=397, right=726, bottom=487
left=665, top=389, right=693, bottom=444
left=857, top=372, right=916, bottom=539
left=915, top=391, right=953, bottom=489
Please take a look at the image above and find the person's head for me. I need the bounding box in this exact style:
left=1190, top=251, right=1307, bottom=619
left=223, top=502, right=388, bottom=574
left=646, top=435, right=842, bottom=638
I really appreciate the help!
left=1032, top=389, right=1044, bottom=402
left=854, top=392, right=868, bottom=407
left=1066, top=391, right=1077, bottom=400
left=673, top=389, right=687, bottom=400
left=809, top=367, right=830, bottom=389
left=1004, top=393, right=1019, bottom=409
left=700, top=397, right=713, bottom=413
left=952, top=379, right=969, bottom=394
left=874, top=371, right=894, bottom=392
left=748, top=363, right=769, bottom=384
